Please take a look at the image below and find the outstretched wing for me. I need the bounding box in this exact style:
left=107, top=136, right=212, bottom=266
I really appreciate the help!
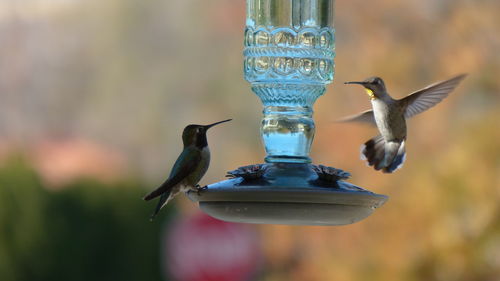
left=143, top=148, right=201, bottom=201
left=336, top=109, right=376, bottom=126
left=401, top=74, right=467, bottom=119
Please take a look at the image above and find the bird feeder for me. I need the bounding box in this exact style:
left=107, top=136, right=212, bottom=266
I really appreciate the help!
left=188, top=0, right=387, bottom=225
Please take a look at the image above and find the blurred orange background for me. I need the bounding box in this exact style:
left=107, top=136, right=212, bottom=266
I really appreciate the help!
left=0, top=0, right=499, bottom=280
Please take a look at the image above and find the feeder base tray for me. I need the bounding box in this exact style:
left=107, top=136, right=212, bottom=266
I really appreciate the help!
left=187, top=163, right=388, bottom=226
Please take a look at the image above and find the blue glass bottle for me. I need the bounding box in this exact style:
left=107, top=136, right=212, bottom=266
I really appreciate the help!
left=244, top=0, right=335, bottom=163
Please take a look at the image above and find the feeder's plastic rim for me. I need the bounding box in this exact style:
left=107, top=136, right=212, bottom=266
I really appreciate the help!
left=187, top=178, right=388, bottom=208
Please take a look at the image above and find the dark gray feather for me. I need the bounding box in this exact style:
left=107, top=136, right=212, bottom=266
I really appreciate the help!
left=150, top=190, right=173, bottom=220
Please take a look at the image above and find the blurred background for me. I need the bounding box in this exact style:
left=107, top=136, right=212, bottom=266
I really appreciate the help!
left=0, top=0, right=499, bottom=280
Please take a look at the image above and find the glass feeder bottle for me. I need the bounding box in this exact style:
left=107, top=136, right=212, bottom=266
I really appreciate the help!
left=244, top=0, right=335, bottom=163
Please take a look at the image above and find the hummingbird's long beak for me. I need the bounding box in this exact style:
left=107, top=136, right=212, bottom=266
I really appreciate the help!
left=345, top=81, right=376, bottom=99
left=205, top=119, right=232, bottom=129
left=344, top=81, right=366, bottom=86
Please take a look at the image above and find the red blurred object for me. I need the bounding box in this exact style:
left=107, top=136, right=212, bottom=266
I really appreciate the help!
left=164, top=212, right=260, bottom=281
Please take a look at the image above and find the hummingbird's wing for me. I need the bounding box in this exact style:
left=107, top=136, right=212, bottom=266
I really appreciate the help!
left=143, top=148, right=201, bottom=201
left=400, top=74, right=467, bottom=119
left=336, top=109, right=376, bottom=126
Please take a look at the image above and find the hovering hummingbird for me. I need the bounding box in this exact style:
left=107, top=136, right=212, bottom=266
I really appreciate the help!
left=339, top=74, right=467, bottom=173
left=143, top=119, right=232, bottom=219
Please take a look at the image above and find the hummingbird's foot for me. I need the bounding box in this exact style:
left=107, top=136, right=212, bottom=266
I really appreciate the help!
left=195, top=185, right=208, bottom=196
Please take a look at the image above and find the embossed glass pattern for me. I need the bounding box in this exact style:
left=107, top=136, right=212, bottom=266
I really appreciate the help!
left=244, top=0, right=335, bottom=163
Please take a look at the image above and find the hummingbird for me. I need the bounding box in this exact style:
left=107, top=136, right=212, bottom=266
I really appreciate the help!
left=143, top=119, right=232, bottom=219
left=340, top=74, right=467, bottom=173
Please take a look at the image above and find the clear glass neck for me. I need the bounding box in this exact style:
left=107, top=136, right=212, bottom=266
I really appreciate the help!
left=244, top=0, right=335, bottom=163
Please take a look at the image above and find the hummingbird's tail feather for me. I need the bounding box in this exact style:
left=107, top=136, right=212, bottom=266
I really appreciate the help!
left=361, top=135, right=385, bottom=169
left=383, top=141, right=406, bottom=173
left=382, top=141, right=400, bottom=168
left=143, top=179, right=175, bottom=201
left=361, top=136, right=406, bottom=173
left=150, top=191, right=173, bottom=221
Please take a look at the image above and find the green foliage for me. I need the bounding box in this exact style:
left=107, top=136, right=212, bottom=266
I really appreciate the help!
left=0, top=158, right=166, bottom=281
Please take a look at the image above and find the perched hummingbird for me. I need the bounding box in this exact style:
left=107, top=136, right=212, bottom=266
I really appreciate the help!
left=143, top=119, right=232, bottom=219
left=340, top=74, right=467, bottom=173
